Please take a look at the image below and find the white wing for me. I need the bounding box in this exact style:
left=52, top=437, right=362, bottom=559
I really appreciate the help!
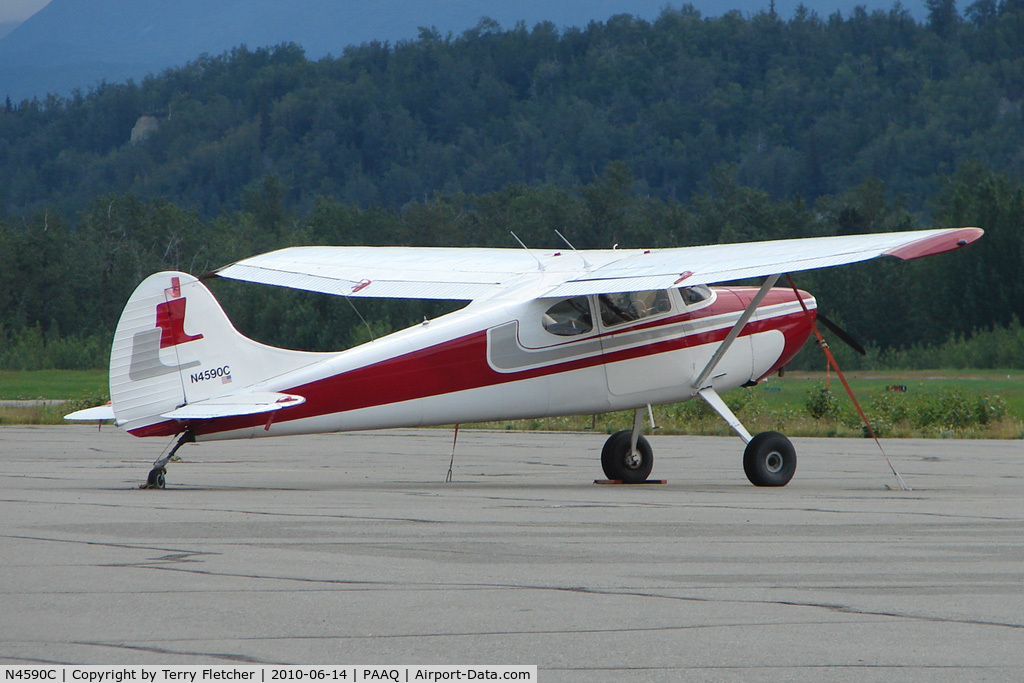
left=545, top=227, right=983, bottom=297
left=213, top=246, right=557, bottom=300
left=212, top=228, right=982, bottom=301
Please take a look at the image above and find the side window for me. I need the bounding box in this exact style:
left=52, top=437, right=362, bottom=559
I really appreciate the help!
left=542, top=297, right=593, bottom=336
left=679, top=285, right=712, bottom=307
left=598, top=290, right=671, bottom=327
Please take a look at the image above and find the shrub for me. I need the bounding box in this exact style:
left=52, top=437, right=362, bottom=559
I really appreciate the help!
left=870, top=389, right=912, bottom=425
left=913, top=390, right=1007, bottom=430
left=0, top=325, right=110, bottom=370
left=805, top=384, right=840, bottom=419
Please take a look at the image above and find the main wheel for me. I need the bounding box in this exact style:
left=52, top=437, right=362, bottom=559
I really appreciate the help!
left=743, top=431, right=796, bottom=487
left=601, top=430, right=654, bottom=483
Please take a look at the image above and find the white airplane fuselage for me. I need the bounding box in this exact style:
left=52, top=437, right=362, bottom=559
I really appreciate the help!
left=123, top=281, right=815, bottom=443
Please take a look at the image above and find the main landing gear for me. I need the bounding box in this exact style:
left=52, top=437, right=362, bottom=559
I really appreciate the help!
left=698, top=387, right=797, bottom=486
left=742, top=430, right=796, bottom=487
left=601, top=429, right=653, bottom=483
left=141, top=430, right=194, bottom=489
left=602, top=393, right=797, bottom=487
left=600, top=407, right=654, bottom=483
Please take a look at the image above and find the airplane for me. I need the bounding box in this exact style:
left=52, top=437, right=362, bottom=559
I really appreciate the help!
left=67, top=227, right=982, bottom=489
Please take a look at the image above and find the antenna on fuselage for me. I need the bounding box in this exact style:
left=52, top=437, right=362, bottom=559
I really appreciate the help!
left=554, top=229, right=576, bottom=251
left=555, top=230, right=593, bottom=269
left=510, top=231, right=546, bottom=271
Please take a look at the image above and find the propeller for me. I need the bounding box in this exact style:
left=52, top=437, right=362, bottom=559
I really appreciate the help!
left=815, top=312, right=866, bottom=356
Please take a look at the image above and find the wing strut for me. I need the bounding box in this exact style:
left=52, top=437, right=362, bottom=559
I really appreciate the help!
left=691, top=274, right=781, bottom=395
left=698, top=387, right=753, bottom=443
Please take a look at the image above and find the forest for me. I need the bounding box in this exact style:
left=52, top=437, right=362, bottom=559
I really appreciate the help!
left=2, top=1, right=1024, bottom=370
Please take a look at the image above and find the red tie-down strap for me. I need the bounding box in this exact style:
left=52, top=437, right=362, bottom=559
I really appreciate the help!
left=786, top=274, right=910, bottom=491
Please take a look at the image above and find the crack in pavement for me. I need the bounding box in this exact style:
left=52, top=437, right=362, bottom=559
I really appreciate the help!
left=96, top=619, right=876, bottom=643
left=117, top=564, right=1024, bottom=631
left=1, top=534, right=219, bottom=559
left=7, top=532, right=1022, bottom=635
left=69, top=641, right=273, bottom=663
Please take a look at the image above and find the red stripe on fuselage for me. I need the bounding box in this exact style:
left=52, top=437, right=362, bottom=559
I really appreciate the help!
left=129, top=287, right=814, bottom=438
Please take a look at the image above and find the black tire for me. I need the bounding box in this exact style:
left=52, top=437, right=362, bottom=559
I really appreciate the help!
left=146, top=467, right=166, bottom=489
left=743, top=431, right=796, bottom=487
left=601, top=429, right=654, bottom=483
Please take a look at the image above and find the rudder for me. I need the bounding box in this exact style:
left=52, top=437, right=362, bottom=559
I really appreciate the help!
left=109, top=271, right=324, bottom=436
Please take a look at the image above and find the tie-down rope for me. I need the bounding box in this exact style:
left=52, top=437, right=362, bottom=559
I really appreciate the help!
left=786, top=275, right=910, bottom=491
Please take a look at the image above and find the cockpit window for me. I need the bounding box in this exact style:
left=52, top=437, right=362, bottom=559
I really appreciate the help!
left=542, top=297, right=593, bottom=336
left=679, top=284, right=712, bottom=306
left=598, top=290, right=671, bottom=327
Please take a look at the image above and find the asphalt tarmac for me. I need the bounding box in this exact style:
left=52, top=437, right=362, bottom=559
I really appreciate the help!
left=2, top=425, right=1023, bottom=679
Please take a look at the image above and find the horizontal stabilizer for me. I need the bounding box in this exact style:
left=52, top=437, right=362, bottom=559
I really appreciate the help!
left=65, top=404, right=116, bottom=421
left=160, top=392, right=306, bottom=420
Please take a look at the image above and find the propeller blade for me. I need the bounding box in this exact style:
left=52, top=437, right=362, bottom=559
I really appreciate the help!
left=816, top=313, right=866, bottom=355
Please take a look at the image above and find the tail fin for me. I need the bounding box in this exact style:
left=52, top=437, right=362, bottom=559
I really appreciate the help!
left=109, top=271, right=323, bottom=436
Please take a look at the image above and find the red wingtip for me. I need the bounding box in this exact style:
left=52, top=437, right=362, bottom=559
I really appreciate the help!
left=884, top=227, right=984, bottom=261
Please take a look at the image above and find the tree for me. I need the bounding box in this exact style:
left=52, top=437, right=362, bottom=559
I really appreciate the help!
left=927, top=0, right=961, bottom=38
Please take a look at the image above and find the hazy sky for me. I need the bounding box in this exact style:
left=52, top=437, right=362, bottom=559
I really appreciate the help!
left=0, top=0, right=50, bottom=23
left=0, top=0, right=929, bottom=27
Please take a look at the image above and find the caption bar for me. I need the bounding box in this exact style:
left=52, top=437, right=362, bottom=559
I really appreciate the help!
left=1, top=668, right=536, bottom=683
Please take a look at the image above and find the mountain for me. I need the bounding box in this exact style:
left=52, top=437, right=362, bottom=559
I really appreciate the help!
left=0, top=0, right=928, bottom=102
left=0, top=21, right=20, bottom=40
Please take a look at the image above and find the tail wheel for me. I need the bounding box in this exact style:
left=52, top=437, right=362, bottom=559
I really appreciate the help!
left=743, top=431, right=796, bottom=487
left=601, top=430, right=654, bottom=483
left=145, top=467, right=166, bottom=489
